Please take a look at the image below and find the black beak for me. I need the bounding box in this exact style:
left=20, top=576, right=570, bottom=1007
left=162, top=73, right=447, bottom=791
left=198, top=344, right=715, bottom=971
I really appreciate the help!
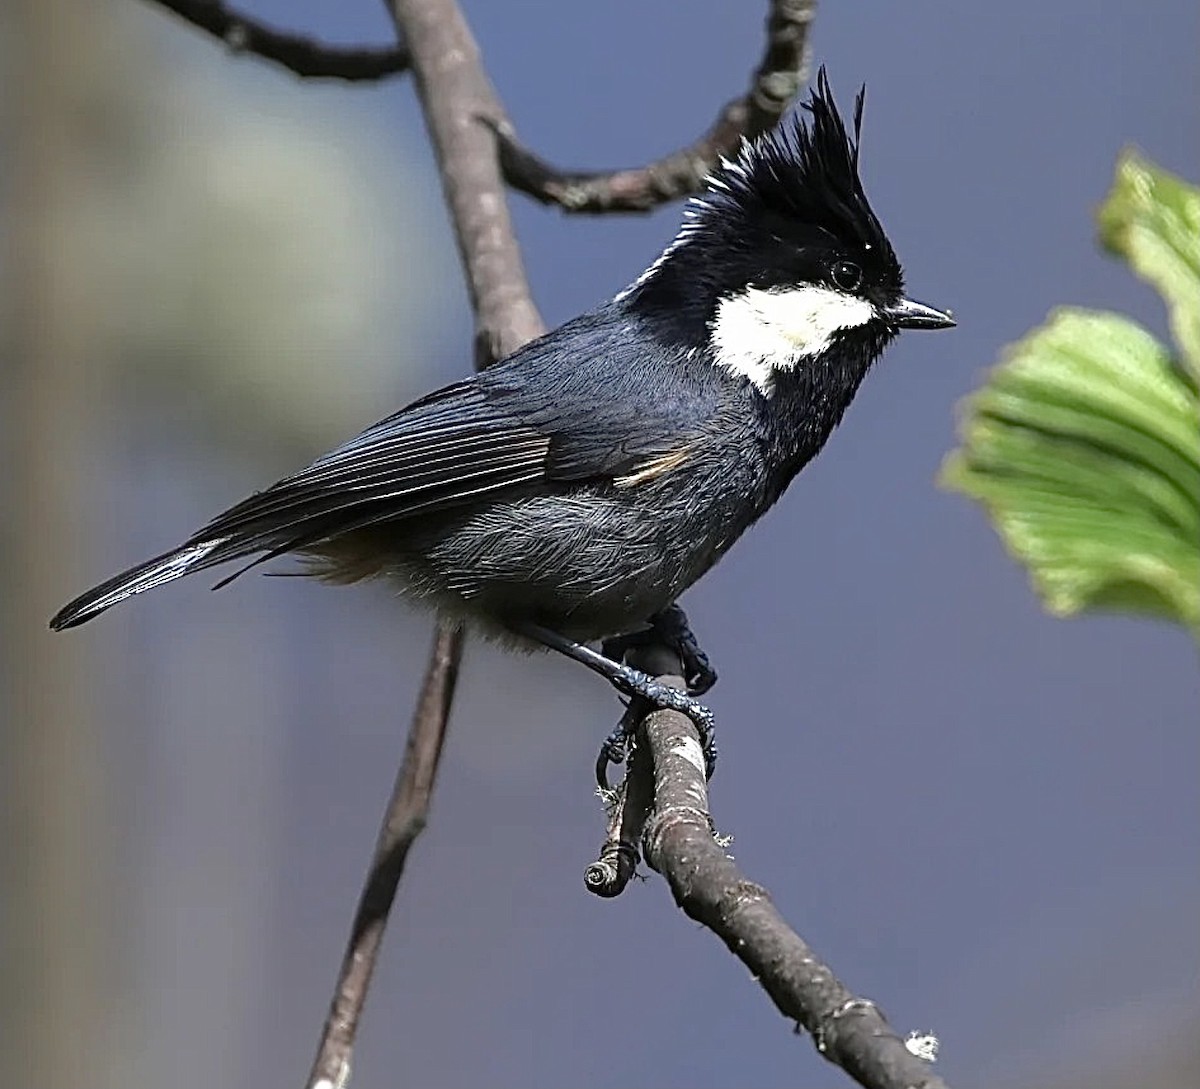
left=884, top=297, right=956, bottom=330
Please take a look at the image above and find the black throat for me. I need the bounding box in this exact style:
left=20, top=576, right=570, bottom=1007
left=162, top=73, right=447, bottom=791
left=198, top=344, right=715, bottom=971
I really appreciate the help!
left=752, top=327, right=893, bottom=509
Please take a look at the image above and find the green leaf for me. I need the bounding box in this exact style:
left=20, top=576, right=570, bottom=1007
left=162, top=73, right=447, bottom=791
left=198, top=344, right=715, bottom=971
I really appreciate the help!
left=942, top=308, right=1200, bottom=637
left=1098, top=150, right=1200, bottom=380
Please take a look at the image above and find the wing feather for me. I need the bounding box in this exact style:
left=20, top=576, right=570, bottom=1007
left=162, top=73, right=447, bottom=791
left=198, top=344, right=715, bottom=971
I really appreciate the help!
left=182, top=384, right=552, bottom=564
left=207, top=435, right=548, bottom=536
left=50, top=304, right=726, bottom=629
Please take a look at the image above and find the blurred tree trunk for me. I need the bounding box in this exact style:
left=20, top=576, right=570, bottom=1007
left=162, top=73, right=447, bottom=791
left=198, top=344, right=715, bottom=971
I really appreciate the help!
left=1, top=0, right=117, bottom=1086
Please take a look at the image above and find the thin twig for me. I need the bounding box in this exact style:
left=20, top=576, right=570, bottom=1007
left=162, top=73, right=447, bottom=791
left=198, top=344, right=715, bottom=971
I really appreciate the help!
left=306, top=619, right=462, bottom=1089
left=584, top=706, right=652, bottom=897
left=140, top=0, right=410, bottom=81
left=256, top=0, right=950, bottom=1083
left=622, top=645, right=950, bottom=1089
left=386, top=0, right=545, bottom=364
left=304, top=1, right=547, bottom=1084
left=493, top=0, right=816, bottom=213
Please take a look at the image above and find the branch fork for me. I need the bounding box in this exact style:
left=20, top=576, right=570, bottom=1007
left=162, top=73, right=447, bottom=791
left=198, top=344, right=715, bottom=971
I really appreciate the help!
left=134, top=1, right=957, bottom=1085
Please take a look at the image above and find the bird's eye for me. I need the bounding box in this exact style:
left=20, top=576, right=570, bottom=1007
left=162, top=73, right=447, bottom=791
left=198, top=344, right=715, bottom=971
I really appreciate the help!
left=830, top=260, right=863, bottom=292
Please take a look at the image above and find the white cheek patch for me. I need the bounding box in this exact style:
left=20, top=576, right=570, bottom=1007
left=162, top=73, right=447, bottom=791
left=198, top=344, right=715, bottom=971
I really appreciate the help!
left=710, top=285, right=876, bottom=394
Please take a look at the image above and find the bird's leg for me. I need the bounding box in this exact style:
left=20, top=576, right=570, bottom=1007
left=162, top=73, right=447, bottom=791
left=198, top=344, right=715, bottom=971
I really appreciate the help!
left=647, top=604, right=717, bottom=695
left=595, top=631, right=649, bottom=781
left=601, top=605, right=717, bottom=695
left=596, top=605, right=718, bottom=785
left=519, top=621, right=717, bottom=787
left=599, top=630, right=646, bottom=668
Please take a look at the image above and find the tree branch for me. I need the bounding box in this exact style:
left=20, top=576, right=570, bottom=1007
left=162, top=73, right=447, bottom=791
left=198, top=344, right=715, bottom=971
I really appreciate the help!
left=305, top=1, right=546, bottom=1085
left=386, top=0, right=545, bottom=364
left=493, top=0, right=816, bottom=213
left=140, top=0, right=410, bottom=81
left=251, top=0, right=949, bottom=1084
left=605, top=645, right=951, bottom=1089
left=306, top=619, right=462, bottom=1089
left=585, top=706, right=652, bottom=898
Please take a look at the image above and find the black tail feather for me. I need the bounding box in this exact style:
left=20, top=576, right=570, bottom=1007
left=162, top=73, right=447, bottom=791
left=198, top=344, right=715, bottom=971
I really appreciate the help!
left=49, top=538, right=229, bottom=630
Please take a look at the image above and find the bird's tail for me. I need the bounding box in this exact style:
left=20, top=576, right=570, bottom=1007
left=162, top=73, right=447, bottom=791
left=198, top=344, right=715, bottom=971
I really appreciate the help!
left=49, top=539, right=229, bottom=630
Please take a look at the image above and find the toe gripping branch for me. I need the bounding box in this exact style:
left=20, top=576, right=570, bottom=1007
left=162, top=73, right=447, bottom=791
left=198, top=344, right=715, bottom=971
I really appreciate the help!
left=597, top=605, right=718, bottom=789
left=602, top=604, right=717, bottom=696
left=517, top=607, right=718, bottom=790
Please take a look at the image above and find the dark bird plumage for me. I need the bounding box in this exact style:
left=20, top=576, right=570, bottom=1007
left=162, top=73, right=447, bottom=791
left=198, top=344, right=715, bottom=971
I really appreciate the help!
left=51, top=70, right=954, bottom=764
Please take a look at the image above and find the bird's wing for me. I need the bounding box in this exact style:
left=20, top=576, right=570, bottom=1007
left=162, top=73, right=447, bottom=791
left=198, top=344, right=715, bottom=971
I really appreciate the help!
left=196, top=315, right=715, bottom=570
left=188, top=381, right=554, bottom=566
left=193, top=320, right=715, bottom=560
left=49, top=316, right=720, bottom=629
left=478, top=306, right=720, bottom=481
left=48, top=381, right=556, bottom=628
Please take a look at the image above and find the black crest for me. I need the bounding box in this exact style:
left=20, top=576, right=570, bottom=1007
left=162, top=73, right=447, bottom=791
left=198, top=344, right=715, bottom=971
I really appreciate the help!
left=624, top=68, right=904, bottom=330
left=702, top=67, right=896, bottom=264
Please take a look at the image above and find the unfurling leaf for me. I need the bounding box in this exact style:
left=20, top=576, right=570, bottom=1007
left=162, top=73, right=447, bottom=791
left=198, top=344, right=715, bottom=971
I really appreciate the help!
left=942, top=308, right=1200, bottom=637
left=1098, top=150, right=1200, bottom=381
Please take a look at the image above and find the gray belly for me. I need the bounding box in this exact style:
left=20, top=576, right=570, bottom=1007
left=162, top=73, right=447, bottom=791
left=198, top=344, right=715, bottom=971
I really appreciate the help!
left=428, top=491, right=729, bottom=639
left=306, top=437, right=767, bottom=643
left=340, top=483, right=745, bottom=641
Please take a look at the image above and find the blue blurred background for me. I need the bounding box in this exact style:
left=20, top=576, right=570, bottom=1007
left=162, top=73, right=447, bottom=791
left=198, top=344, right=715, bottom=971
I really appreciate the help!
left=2, top=2, right=1197, bottom=1087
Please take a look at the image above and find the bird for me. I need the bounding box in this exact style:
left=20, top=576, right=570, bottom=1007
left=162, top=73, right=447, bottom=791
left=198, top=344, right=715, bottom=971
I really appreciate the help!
left=51, top=69, right=954, bottom=781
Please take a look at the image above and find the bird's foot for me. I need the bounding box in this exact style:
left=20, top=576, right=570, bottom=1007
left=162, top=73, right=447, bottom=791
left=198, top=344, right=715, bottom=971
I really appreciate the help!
left=511, top=618, right=718, bottom=789
left=650, top=603, right=717, bottom=695
left=594, top=704, right=638, bottom=788
left=593, top=660, right=717, bottom=789
left=601, top=604, right=717, bottom=696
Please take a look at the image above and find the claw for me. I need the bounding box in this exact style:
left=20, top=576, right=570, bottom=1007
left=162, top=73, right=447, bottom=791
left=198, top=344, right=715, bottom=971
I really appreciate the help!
left=650, top=604, right=717, bottom=695
left=594, top=674, right=718, bottom=786
left=595, top=710, right=635, bottom=790
left=515, top=618, right=719, bottom=785
left=603, top=606, right=718, bottom=696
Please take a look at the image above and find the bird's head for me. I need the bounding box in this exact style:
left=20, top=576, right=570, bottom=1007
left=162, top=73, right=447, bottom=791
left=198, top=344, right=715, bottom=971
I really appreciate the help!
left=623, top=68, right=954, bottom=395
